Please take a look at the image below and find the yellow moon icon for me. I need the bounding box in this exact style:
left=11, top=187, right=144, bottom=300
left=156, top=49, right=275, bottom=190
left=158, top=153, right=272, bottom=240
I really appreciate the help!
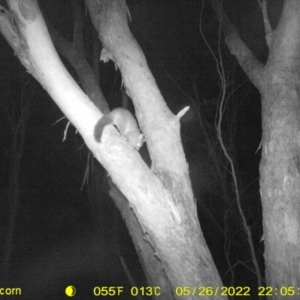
left=65, top=286, right=76, bottom=297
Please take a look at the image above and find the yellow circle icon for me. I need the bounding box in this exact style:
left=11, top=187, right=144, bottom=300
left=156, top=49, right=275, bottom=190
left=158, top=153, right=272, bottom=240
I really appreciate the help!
left=65, top=286, right=76, bottom=297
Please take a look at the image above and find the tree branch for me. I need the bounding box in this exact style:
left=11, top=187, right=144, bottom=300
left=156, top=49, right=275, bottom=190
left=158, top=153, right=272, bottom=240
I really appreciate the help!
left=208, top=0, right=264, bottom=89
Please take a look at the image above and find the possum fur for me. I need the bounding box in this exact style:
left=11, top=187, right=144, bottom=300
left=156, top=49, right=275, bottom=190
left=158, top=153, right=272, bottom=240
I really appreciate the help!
left=94, top=108, right=144, bottom=150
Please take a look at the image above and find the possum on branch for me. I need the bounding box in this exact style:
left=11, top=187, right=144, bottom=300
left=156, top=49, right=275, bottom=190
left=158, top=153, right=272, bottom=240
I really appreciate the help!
left=94, top=108, right=144, bottom=150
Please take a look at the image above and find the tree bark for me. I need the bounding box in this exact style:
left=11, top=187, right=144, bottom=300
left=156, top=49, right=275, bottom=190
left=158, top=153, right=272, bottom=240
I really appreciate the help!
left=1, top=0, right=225, bottom=299
left=210, top=0, right=300, bottom=293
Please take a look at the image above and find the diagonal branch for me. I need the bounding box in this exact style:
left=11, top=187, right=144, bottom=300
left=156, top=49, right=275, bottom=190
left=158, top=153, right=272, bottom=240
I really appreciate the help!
left=208, top=0, right=264, bottom=89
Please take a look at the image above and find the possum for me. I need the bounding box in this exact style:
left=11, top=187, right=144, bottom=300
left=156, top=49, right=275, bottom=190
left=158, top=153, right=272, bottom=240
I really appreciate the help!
left=94, top=108, right=144, bottom=150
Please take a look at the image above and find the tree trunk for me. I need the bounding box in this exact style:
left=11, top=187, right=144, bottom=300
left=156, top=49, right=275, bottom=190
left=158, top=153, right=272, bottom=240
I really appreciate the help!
left=210, top=0, right=300, bottom=294
left=0, top=0, right=225, bottom=299
left=260, top=58, right=300, bottom=288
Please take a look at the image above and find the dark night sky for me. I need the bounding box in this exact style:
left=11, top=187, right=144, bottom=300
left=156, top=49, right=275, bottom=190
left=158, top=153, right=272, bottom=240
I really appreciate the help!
left=0, top=0, right=283, bottom=298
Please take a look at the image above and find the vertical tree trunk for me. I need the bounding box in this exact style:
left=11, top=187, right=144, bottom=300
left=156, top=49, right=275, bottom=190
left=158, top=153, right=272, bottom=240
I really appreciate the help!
left=209, top=0, right=300, bottom=293
left=260, top=66, right=300, bottom=286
